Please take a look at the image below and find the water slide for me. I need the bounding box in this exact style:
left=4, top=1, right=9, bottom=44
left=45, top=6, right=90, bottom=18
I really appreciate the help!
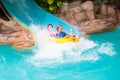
left=1, top=0, right=79, bottom=35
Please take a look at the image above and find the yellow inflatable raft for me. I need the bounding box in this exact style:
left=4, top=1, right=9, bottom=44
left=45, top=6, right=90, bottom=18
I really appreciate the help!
left=49, top=37, right=80, bottom=43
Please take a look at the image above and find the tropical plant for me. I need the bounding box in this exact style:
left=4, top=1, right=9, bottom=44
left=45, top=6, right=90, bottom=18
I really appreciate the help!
left=35, top=0, right=68, bottom=13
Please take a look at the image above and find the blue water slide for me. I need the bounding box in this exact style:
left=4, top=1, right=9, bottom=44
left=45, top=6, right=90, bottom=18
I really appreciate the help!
left=1, top=0, right=79, bottom=35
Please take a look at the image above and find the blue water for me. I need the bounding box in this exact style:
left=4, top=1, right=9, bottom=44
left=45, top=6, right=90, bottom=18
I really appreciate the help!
left=0, top=27, right=120, bottom=80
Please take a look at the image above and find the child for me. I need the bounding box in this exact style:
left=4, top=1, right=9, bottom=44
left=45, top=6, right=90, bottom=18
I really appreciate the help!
left=47, top=24, right=55, bottom=37
left=55, top=25, right=76, bottom=38
left=55, top=25, right=67, bottom=38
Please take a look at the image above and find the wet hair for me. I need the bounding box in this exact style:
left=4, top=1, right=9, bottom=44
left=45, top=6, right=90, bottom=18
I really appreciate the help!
left=47, top=24, right=53, bottom=28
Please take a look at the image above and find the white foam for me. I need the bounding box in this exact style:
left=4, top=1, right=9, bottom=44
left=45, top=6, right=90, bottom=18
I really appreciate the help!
left=98, top=42, right=116, bottom=56
left=27, top=24, right=116, bottom=67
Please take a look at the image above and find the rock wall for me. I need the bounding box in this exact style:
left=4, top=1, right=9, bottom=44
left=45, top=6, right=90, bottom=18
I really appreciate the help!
left=0, top=18, right=35, bottom=49
left=56, top=1, right=119, bottom=34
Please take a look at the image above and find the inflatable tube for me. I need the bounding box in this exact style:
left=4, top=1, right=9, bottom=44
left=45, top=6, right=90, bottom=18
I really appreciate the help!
left=49, top=37, right=80, bottom=43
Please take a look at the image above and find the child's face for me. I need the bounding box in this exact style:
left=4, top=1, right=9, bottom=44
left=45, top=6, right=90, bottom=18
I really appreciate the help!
left=58, top=26, right=62, bottom=32
left=48, top=25, right=53, bottom=30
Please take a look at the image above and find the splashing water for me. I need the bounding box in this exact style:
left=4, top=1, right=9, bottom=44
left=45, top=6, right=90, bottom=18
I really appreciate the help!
left=27, top=24, right=116, bottom=67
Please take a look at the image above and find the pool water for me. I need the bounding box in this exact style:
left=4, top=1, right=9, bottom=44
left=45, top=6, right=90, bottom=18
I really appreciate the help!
left=0, top=27, right=120, bottom=80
